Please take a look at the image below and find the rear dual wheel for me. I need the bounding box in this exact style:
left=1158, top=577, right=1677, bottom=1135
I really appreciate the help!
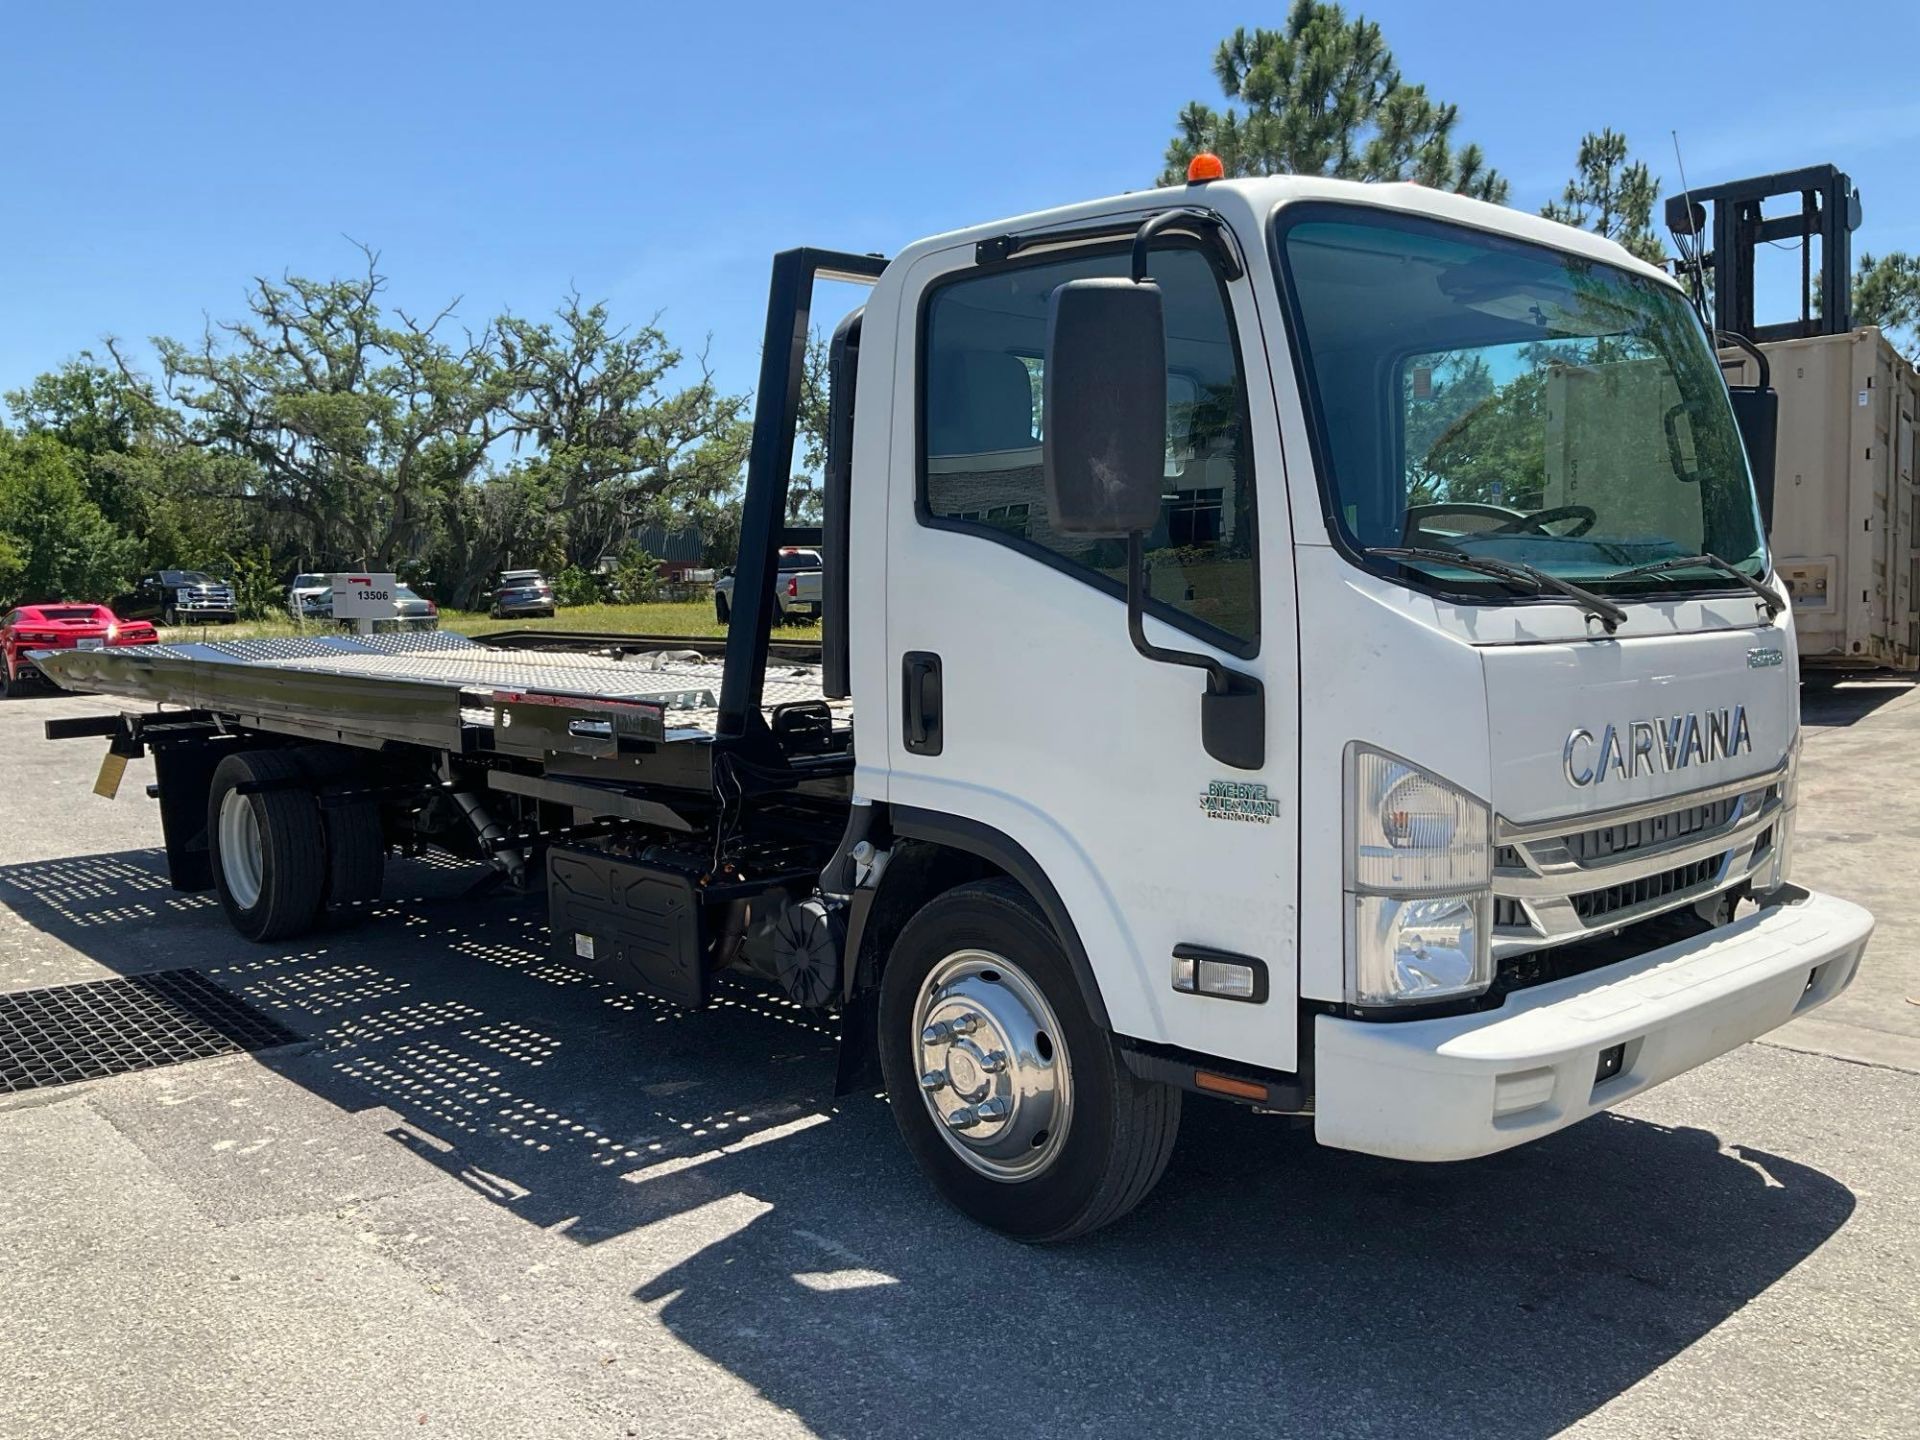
left=209, top=751, right=327, bottom=941
left=878, top=879, right=1182, bottom=1242
left=207, top=749, right=385, bottom=942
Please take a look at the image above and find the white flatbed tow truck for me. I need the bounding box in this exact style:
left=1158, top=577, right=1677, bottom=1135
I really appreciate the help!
left=39, top=163, right=1872, bottom=1240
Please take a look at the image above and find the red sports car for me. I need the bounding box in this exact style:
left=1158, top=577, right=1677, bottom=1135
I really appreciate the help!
left=1, top=603, right=158, bottom=697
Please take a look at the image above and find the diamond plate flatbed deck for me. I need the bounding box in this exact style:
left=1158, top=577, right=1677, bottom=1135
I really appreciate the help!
left=35, top=631, right=845, bottom=752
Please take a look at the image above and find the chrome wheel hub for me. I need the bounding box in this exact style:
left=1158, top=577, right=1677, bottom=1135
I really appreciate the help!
left=913, top=950, right=1070, bottom=1182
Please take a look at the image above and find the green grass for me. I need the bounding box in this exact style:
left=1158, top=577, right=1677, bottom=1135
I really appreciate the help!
left=169, top=600, right=822, bottom=645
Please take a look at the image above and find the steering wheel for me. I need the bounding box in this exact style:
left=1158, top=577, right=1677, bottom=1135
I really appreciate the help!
left=1485, top=504, right=1597, bottom=537
left=1404, top=501, right=1599, bottom=542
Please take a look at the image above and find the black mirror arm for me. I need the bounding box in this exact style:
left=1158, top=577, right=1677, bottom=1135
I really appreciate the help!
left=1716, top=329, right=1771, bottom=389
left=1128, top=535, right=1266, bottom=770
left=1131, top=207, right=1240, bottom=283
left=1125, top=534, right=1229, bottom=692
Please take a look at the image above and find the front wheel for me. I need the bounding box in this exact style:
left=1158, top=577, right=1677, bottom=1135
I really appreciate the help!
left=878, top=878, right=1181, bottom=1242
left=161, top=605, right=179, bottom=627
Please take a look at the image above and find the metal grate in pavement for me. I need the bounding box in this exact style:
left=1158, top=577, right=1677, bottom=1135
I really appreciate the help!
left=0, top=969, right=302, bottom=1093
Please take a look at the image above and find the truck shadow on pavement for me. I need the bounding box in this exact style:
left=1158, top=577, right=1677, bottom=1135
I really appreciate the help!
left=0, top=847, right=1858, bottom=1440
left=1800, top=676, right=1915, bottom=728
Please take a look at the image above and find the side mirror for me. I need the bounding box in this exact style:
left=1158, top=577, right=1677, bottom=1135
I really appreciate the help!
left=1727, top=384, right=1779, bottom=535
left=1043, top=277, right=1167, bottom=536
left=1040, top=266, right=1264, bottom=773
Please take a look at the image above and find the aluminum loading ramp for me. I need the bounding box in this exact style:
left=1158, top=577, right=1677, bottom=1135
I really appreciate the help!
left=36, top=630, right=845, bottom=753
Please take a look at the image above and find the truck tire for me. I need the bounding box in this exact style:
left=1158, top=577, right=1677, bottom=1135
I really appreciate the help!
left=285, top=745, right=385, bottom=911
left=207, top=750, right=328, bottom=942
left=161, top=604, right=179, bottom=627
left=878, top=878, right=1181, bottom=1242
left=322, top=797, right=384, bottom=911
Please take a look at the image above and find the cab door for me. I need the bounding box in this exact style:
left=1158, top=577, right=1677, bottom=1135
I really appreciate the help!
left=881, top=226, right=1301, bottom=1071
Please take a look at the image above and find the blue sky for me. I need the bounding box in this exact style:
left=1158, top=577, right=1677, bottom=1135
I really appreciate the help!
left=3, top=0, right=1917, bottom=409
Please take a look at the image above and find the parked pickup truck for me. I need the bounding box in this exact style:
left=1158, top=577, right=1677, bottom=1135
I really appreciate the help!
left=115, top=570, right=236, bottom=626
left=286, top=573, right=334, bottom=620
left=715, top=546, right=821, bottom=624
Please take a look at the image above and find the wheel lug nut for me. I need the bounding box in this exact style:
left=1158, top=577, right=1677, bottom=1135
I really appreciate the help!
left=949, top=1012, right=982, bottom=1036
left=945, top=1105, right=980, bottom=1130
left=979, top=1048, right=1008, bottom=1073
left=975, top=1097, right=1011, bottom=1122
left=919, top=1069, right=948, bottom=1092
left=921, top=1020, right=951, bottom=1046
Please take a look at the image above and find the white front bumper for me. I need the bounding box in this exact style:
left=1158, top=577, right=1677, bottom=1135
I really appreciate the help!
left=1313, top=886, right=1872, bottom=1161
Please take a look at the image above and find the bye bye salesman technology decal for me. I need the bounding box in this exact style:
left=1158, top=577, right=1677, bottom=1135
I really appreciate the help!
left=1200, top=780, right=1278, bottom=824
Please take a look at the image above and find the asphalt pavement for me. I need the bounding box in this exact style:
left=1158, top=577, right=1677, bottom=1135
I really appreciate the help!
left=0, top=686, right=1915, bottom=1439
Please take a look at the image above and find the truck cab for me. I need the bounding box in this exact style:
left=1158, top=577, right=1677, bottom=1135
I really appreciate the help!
left=824, top=172, right=1869, bottom=1213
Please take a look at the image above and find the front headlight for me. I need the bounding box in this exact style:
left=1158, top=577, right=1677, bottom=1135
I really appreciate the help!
left=1351, top=893, right=1491, bottom=1005
left=1345, top=745, right=1493, bottom=1006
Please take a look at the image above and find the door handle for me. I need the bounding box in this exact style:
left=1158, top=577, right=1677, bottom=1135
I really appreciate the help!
left=902, top=651, right=943, bottom=756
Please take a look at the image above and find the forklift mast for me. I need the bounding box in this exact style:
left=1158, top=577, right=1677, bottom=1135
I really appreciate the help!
left=1665, top=163, right=1862, bottom=343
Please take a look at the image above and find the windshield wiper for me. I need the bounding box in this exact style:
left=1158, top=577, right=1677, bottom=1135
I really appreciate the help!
left=1615, top=553, right=1783, bottom=618
left=1364, top=546, right=1628, bottom=633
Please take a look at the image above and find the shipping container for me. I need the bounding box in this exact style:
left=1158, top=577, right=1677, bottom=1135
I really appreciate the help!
left=1723, top=328, right=1920, bottom=674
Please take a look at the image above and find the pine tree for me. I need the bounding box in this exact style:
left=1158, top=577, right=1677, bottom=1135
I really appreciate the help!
left=1541, top=129, right=1665, bottom=265
left=1158, top=2, right=1508, bottom=203
left=1852, top=252, right=1920, bottom=362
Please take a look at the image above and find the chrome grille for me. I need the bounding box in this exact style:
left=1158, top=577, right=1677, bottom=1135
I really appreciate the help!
left=1492, top=764, right=1787, bottom=954
left=1562, top=794, right=1740, bottom=862
left=1570, top=855, right=1722, bottom=922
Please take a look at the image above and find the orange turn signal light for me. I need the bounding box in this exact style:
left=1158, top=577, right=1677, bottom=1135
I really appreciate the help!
left=1194, top=1070, right=1268, bottom=1103
left=1186, top=152, right=1225, bottom=183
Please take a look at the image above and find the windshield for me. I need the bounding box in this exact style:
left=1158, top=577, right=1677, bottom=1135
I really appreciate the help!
left=163, top=571, right=215, bottom=584
left=1276, top=207, right=1764, bottom=594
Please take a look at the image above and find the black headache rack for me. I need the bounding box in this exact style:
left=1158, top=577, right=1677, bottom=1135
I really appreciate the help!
left=716, top=246, right=886, bottom=783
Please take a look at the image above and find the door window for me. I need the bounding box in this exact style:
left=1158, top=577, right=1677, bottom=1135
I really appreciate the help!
left=920, top=244, right=1258, bottom=655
